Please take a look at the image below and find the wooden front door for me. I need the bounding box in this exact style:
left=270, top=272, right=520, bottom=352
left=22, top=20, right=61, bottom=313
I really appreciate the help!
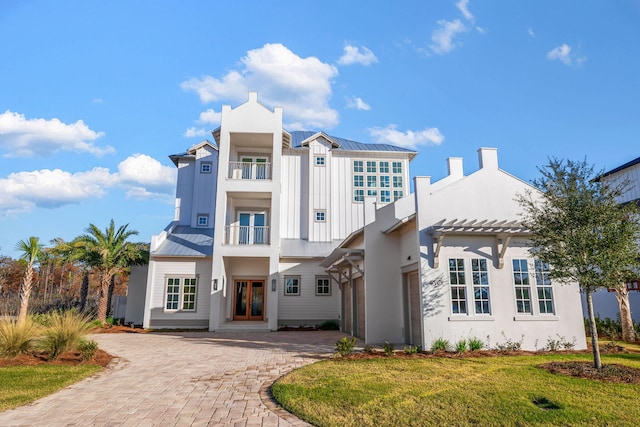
left=233, top=280, right=264, bottom=320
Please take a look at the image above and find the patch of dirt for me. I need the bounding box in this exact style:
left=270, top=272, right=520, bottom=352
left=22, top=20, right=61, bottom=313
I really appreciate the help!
left=0, top=349, right=112, bottom=368
left=539, top=361, right=640, bottom=384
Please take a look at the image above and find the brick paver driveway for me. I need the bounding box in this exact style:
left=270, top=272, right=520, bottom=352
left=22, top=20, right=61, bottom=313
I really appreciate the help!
left=0, top=330, right=346, bottom=426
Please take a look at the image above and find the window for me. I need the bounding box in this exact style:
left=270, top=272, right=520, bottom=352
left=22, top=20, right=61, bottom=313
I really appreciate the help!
left=165, top=277, right=197, bottom=311
left=449, top=258, right=467, bottom=314
left=316, top=277, right=331, bottom=295
left=393, top=176, right=403, bottom=188
left=379, top=161, right=389, bottom=173
left=472, top=259, right=491, bottom=314
left=393, top=190, right=403, bottom=201
left=535, top=260, right=554, bottom=314
left=380, top=176, right=390, bottom=188
left=392, top=161, right=402, bottom=174
left=315, top=156, right=325, bottom=166
left=380, top=190, right=391, bottom=203
left=367, top=189, right=378, bottom=197
left=513, top=259, right=531, bottom=314
left=353, top=160, right=363, bottom=173
left=284, top=276, right=300, bottom=296
left=366, top=161, right=376, bottom=173
left=352, top=159, right=404, bottom=204
left=354, top=175, right=364, bottom=187
left=200, top=162, right=212, bottom=173
left=354, top=189, right=364, bottom=202
left=315, top=210, right=326, bottom=222
left=367, top=176, right=377, bottom=187
left=197, top=215, right=208, bottom=227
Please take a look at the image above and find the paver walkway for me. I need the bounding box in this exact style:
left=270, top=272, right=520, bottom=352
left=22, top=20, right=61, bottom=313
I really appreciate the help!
left=0, top=330, right=346, bottom=426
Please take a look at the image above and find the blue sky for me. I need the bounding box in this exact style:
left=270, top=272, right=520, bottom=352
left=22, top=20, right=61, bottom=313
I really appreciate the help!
left=1, top=0, right=639, bottom=258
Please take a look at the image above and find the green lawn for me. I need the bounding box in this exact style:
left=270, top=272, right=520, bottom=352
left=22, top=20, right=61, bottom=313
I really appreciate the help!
left=0, top=365, right=102, bottom=411
left=272, top=352, right=640, bottom=427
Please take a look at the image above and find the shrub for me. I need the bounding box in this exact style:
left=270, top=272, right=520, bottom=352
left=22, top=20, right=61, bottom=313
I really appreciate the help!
left=317, top=320, right=340, bottom=331
left=543, top=335, right=576, bottom=351
left=77, top=338, right=99, bottom=360
left=455, top=339, right=467, bottom=353
left=494, top=333, right=524, bottom=352
left=403, top=345, right=419, bottom=355
left=430, top=337, right=450, bottom=352
left=42, top=311, right=93, bottom=360
left=0, top=318, right=40, bottom=358
left=335, top=337, right=357, bottom=357
left=383, top=340, right=395, bottom=356
left=468, top=337, right=484, bottom=351
left=364, top=344, right=375, bottom=354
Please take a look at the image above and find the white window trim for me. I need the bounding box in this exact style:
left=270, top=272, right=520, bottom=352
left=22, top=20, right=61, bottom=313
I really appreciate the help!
left=196, top=214, right=209, bottom=227
left=471, top=258, right=492, bottom=315
left=315, top=276, right=331, bottom=296
left=448, top=258, right=468, bottom=315
left=284, top=276, right=301, bottom=296
left=314, top=156, right=326, bottom=166
left=164, top=276, right=198, bottom=312
left=314, top=210, right=326, bottom=222
left=352, top=159, right=406, bottom=204
left=200, top=162, right=212, bottom=174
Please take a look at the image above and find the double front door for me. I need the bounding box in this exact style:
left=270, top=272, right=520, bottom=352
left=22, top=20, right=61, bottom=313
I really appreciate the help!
left=233, top=280, right=264, bottom=320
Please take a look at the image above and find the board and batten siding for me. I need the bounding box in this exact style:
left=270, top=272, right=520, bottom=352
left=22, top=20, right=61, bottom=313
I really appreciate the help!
left=278, top=259, right=340, bottom=323
left=308, top=139, right=332, bottom=242
left=148, top=258, right=212, bottom=322
left=175, top=159, right=195, bottom=225
left=280, top=151, right=305, bottom=239
left=190, top=146, right=217, bottom=227
left=605, top=162, right=640, bottom=204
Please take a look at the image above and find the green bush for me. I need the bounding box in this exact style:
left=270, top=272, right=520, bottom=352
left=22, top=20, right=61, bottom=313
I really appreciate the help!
left=317, top=320, right=340, bottom=330
left=383, top=340, right=395, bottom=356
left=430, top=337, right=450, bottom=352
left=77, top=338, right=99, bottom=360
left=403, top=345, right=419, bottom=355
left=468, top=337, right=484, bottom=351
left=0, top=318, right=40, bottom=358
left=455, top=339, right=467, bottom=353
left=335, top=337, right=357, bottom=357
left=42, top=311, right=93, bottom=360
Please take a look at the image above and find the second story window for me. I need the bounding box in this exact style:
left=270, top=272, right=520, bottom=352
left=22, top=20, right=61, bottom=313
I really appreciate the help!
left=315, top=156, right=326, bottom=166
left=315, top=210, right=326, bottom=222
left=197, top=215, right=208, bottom=227
left=200, top=162, right=212, bottom=173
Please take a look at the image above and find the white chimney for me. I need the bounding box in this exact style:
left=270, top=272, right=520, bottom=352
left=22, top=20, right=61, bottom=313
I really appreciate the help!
left=447, top=157, right=464, bottom=178
left=478, top=147, right=498, bottom=169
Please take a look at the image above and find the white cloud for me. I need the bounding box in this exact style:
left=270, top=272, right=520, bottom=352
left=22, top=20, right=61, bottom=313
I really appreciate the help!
left=345, top=96, right=371, bottom=111
left=184, top=127, right=208, bottom=138
left=528, top=27, right=535, bottom=37
left=197, top=109, right=221, bottom=125
left=547, top=43, right=587, bottom=66
left=117, top=154, right=177, bottom=188
left=456, top=0, right=474, bottom=22
left=0, top=111, right=113, bottom=158
left=0, top=154, right=177, bottom=217
left=181, top=43, right=340, bottom=129
left=369, top=124, right=444, bottom=149
left=430, top=19, right=467, bottom=54
left=337, top=45, right=379, bottom=66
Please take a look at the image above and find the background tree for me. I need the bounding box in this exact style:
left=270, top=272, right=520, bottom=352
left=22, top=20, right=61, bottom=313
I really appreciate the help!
left=518, top=158, right=640, bottom=369
left=74, top=220, right=147, bottom=322
left=15, top=236, right=44, bottom=324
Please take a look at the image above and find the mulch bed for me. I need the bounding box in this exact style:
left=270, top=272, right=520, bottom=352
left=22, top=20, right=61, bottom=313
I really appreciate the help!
left=539, top=361, right=640, bottom=384
left=0, top=349, right=112, bottom=368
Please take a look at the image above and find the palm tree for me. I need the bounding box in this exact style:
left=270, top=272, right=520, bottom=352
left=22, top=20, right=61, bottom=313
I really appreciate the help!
left=75, top=220, right=147, bottom=322
left=15, top=236, right=44, bottom=324
left=49, top=237, right=90, bottom=311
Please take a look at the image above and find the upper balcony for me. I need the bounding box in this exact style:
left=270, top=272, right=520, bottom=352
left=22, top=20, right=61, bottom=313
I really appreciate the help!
left=228, top=160, right=272, bottom=180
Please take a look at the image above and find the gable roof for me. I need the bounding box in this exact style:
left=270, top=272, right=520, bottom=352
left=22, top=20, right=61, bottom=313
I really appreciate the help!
left=152, top=226, right=214, bottom=257
left=289, top=131, right=418, bottom=159
left=169, top=140, right=218, bottom=166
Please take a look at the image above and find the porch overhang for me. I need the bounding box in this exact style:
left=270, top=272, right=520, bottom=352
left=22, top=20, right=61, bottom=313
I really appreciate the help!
left=320, top=248, right=364, bottom=290
left=426, top=218, right=531, bottom=269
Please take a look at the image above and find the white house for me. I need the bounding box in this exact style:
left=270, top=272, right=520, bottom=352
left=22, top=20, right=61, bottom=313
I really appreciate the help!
left=126, top=92, right=587, bottom=350
left=582, top=156, right=640, bottom=323
left=126, top=92, right=415, bottom=331
left=322, top=149, right=587, bottom=350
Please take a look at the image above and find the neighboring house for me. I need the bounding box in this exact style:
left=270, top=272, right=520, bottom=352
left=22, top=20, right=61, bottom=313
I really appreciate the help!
left=126, top=92, right=587, bottom=350
left=322, top=149, right=587, bottom=350
left=581, top=156, right=640, bottom=323
left=126, top=92, right=416, bottom=331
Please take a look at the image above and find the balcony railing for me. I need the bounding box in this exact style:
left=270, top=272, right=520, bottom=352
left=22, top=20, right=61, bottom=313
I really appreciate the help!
left=224, top=225, right=270, bottom=245
left=228, top=161, right=271, bottom=180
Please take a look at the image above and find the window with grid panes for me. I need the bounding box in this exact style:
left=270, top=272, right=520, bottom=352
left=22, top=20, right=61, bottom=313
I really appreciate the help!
left=165, top=277, right=197, bottom=311
left=449, top=258, right=467, bottom=314
left=471, top=259, right=491, bottom=314
left=392, top=161, right=402, bottom=173
left=393, top=190, right=403, bottom=201
left=512, top=259, right=532, bottom=314
left=379, top=161, right=389, bottom=173
left=535, top=260, right=554, bottom=314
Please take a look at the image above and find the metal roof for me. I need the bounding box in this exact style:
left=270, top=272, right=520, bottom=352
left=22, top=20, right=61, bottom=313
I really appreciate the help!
left=153, top=226, right=214, bottom=257
left=289, top=131, right=417, bottom=155
left=597, top=155, right=640, bottom=181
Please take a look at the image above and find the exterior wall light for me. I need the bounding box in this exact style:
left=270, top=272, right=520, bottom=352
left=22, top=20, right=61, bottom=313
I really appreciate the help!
left=271, top=279, right=277, bottom=292
left=213, top=279, right=218, bottom=291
